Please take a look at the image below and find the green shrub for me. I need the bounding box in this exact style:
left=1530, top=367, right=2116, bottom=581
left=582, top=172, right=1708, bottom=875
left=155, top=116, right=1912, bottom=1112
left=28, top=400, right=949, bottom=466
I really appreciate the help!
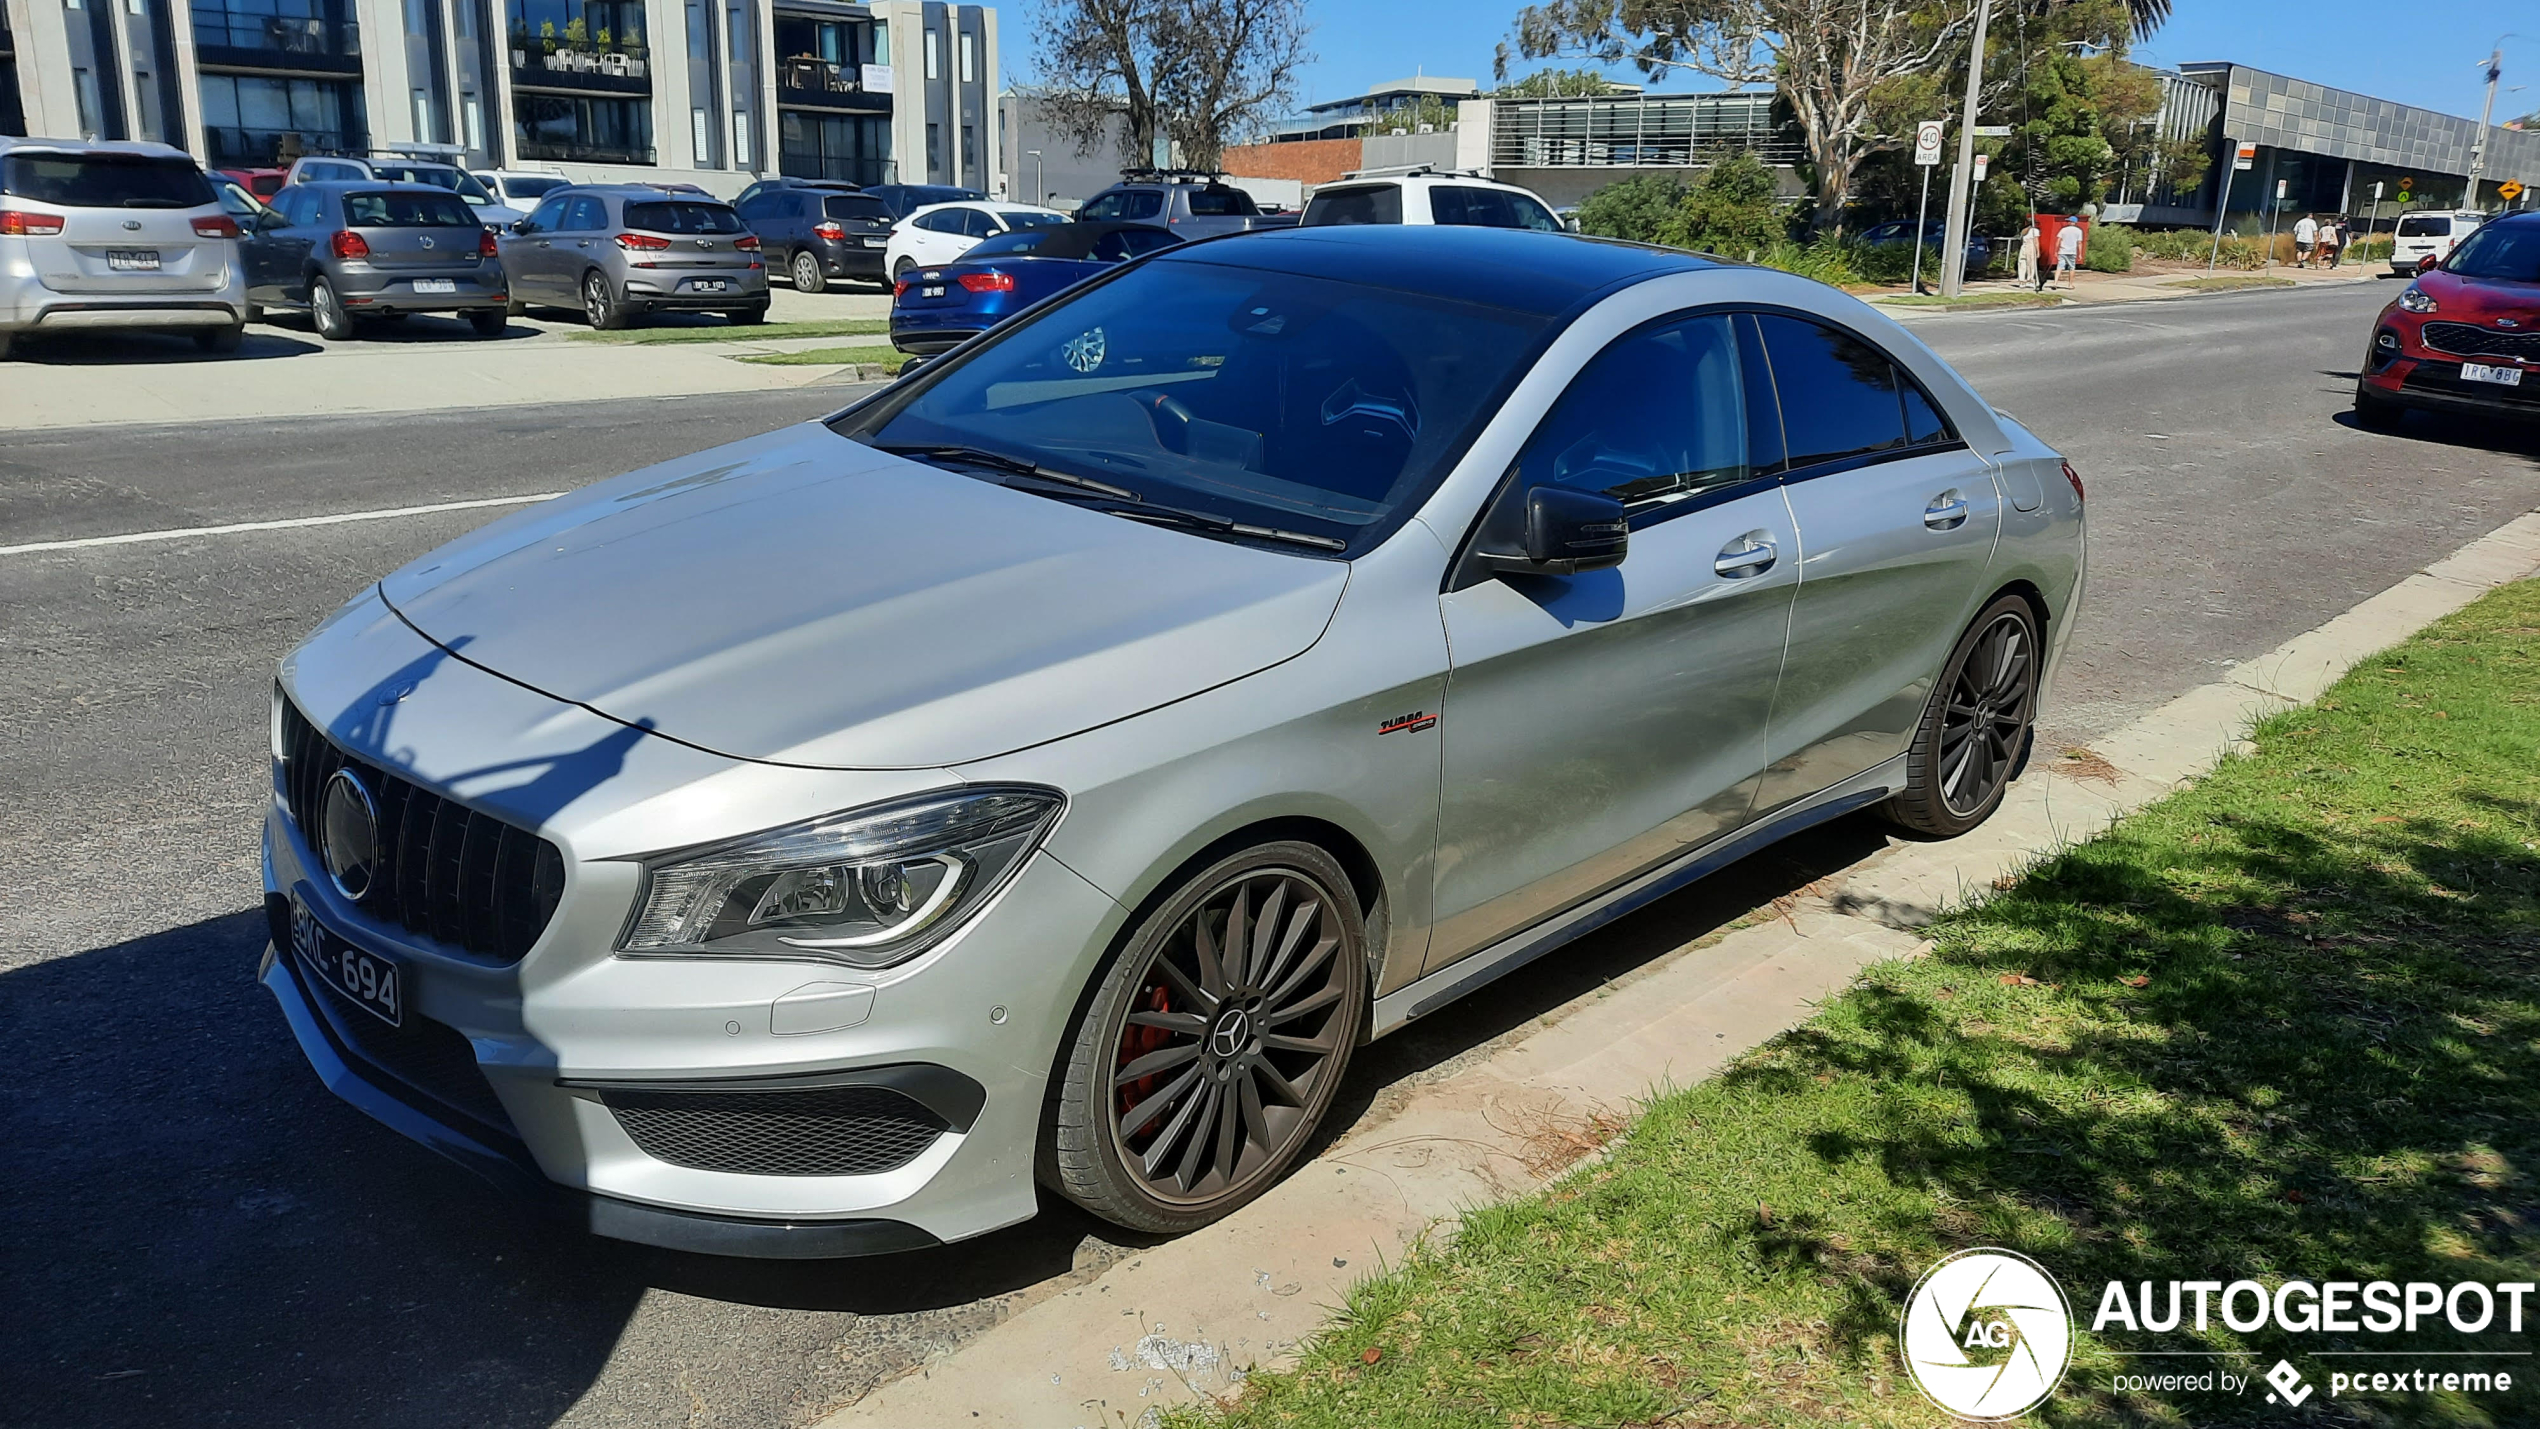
left=1574, top=174, right=1686, bottom=246
left=1662, top=153, right=1786, bottom=257
left=2085, top=222, right=2135, bottom=272
left=2351, top=234, right=2394, bottom=261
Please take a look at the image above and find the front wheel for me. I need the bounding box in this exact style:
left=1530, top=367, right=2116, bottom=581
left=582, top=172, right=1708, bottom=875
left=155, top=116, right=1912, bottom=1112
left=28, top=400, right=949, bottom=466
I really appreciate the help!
left=792, top=250, right=827, bottom=294
left=582, top=271, right=631, bottom=330
left=2353, top=382, right=2405, bottom=430
left=1884, top=595, right=2041, bottom=837
left=1048, top=842, right=1367, bottom=1235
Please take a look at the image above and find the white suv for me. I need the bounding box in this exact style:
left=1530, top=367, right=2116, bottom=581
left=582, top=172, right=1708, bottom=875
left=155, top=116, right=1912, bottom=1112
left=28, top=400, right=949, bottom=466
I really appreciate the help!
left=0, top=136, right=249, bottom=359
left=1301, top=169, right=1563, bottom=231
left=2389, top=210, right=2485, bottom=276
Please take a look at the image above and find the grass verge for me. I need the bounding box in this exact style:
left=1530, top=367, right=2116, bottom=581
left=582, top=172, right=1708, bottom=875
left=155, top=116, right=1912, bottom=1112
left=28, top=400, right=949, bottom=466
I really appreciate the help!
left=1180, top=579, right=2540, bottom=1428
left=731, top=344, right=906, bottom=372
left=568, top=318, right=891, bottom=345
left=2165, top=275, right=2299, bottom=293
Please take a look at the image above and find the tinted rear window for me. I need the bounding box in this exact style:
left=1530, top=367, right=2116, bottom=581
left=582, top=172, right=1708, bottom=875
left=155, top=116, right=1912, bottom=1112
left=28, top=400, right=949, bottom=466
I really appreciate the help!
left=1186, top=186, right=1259, bottom=216
left=823, top=194, right=892, bottom=221
left=1304, top=185, right=1402, bottom=226
left=503, top=176, right=565, bottom=201
left=624, top=201, right=745, bottom=234
left=2396, top=216, right=2451, bottom=237
left=965, top=230, right=1052, bottom=258
left=2, top=153, right=215, bottom=209
left=345, top=191, right=479, bottom=227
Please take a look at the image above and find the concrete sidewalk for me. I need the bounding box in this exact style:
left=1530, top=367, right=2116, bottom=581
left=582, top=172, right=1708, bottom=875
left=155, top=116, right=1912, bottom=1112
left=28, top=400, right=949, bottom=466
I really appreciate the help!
left=816, top=509, right=2540, bottom=1429
left=1871, top=258, right=2386, bottom=317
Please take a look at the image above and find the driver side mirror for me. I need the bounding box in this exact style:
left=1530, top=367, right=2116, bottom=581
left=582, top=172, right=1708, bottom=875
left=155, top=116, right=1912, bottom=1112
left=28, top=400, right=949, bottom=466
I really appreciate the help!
left=510, top=219, right=533, bottom=235
left=1472, top=485, right=1628, bottom=579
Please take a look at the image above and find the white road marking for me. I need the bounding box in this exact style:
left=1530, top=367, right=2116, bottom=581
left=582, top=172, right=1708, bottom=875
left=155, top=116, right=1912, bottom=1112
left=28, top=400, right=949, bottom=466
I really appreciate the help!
left=0, top=492, right=564, bottom=557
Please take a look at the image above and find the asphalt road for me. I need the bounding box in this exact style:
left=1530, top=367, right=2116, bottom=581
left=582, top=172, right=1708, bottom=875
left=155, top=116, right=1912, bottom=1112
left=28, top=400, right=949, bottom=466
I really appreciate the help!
left=5, top=282, right=2538, bottom=1429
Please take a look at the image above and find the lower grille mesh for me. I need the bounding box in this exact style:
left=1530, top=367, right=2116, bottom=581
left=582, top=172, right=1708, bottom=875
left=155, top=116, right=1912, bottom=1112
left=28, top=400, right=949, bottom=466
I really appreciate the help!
left=603, top=1086, right=947, bottom=1177
left=298, top=954, right=513, bottom=1133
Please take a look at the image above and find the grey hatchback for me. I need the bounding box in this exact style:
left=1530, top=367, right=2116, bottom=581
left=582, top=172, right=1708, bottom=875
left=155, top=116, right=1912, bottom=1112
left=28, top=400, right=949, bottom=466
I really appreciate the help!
left=241, top=181, right=509, bottom=338
left=497, top=185, right=768, bottom=329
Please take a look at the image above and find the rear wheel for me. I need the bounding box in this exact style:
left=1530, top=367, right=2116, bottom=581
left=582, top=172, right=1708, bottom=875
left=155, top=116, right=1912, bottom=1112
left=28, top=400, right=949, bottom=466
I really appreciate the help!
left=892, top=257, right=917, bottom=283
left=582, top=271, right=631, bottom=330
left=792, top=250, right=827, bottom=294
left=2353, top=382, right=2405, bottom=430
left=195, top=322, right=246, bottom=353
left=1884, top=595, right=2041, bottom=837
left=468, top=307, right=509, bottom=337
left=1049, top=842, right=1366, bottom=1235
left=310, top=277, right=356, bottom=340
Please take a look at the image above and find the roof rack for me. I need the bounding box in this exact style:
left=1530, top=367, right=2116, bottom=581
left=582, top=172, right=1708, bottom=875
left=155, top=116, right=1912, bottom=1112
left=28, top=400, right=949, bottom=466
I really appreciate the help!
left=1118, top=167, right=1228, bottom=182
left=1337, top=163, right=1487, bottom=181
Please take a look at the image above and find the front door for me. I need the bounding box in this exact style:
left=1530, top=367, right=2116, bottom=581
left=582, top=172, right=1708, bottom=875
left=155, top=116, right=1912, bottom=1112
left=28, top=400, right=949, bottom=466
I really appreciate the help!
left=241, top=188, right=320, bottom=305
left=500, top=195, right=571, bottom=301
left=1427, top=311, right=1800, bottom=976
left=1750, top=312, right=2005, bottom=813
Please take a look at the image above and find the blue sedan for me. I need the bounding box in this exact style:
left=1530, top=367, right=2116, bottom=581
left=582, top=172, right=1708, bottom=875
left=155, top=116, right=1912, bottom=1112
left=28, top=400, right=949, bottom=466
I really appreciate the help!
left=889, top=221, right=1183, bottom=355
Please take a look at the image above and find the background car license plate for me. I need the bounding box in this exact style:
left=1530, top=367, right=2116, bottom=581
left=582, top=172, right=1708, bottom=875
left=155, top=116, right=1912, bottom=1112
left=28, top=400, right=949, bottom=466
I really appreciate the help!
left=2462, top=362, right=2524, bottom=387
left=291, top=900, right=403, bottom=1025
left=692, top=279, right=728, bottom=292
left=412, top=278, right=456, bottom=294
left=106, top=250, right=160, bottom=271
left=863, top=237, right=888, bottom=247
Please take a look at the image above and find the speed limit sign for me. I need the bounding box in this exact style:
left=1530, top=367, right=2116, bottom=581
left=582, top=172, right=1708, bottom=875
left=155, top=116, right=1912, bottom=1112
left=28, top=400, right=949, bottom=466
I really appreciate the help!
left=1914, top=121, right=1945, bottom=166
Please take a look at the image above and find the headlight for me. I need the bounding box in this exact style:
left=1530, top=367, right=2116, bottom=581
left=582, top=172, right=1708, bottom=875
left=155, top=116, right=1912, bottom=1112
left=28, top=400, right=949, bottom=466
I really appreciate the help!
left=2397, top=286, right=2437, bottom=314
left=619, top=785, right=1064, bottom=966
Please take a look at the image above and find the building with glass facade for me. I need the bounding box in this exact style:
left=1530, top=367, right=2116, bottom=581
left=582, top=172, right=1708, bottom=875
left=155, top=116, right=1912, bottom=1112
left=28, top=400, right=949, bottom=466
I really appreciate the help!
left=0, top=0, right=998, bottom=196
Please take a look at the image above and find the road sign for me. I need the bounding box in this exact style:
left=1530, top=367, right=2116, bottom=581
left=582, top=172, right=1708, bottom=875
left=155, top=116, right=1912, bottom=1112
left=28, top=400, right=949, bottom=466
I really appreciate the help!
left=1914, top=121, right=1945, bottom=166
left=2276, top=179, right=2287, bottom=199
left=2503, top=180, right=2527, bottom=201
left=1972, top=154, right=1990, bottom=182
left=1973, top=125, right=2013, bottom=138
left=2233, top=141, right=2257, bottom=171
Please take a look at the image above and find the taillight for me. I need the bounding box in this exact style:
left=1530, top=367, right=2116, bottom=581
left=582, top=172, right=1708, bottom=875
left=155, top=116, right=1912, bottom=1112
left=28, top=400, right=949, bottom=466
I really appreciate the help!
left=0, top=210, right=66, bottom=236
left=331, top=229, right=371, bottom=259
left=613, top=232, right=671, bottom=251
left=734, top=233, right=762, bottom=251
left=893, top=278, right=910, bottom=298
left=478, top=227, right=499, bottom=257
left=2061, top=460, right=2085, bottom=504
left=812, top=221, right=846, bottom=241
left=957, top=270, right=1015, bottom=293
left=192, top=214, right=241, bottom=239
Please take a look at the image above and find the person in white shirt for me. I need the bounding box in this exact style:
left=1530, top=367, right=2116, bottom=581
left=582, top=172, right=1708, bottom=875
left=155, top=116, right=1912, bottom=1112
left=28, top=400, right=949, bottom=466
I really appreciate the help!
left=2054, top=221, right=2082, bottom=286
left=2017, top=222, right=2041, bottom=290
left=2294, top=213, right=2318, bottom=267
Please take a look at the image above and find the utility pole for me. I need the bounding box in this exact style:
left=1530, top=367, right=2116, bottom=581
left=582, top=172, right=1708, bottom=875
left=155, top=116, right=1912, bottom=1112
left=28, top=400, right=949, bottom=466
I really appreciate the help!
left=1939, top=0, right=1993, bottom=299
left=2467, top=42, right=2505, bottom=200
left=2207, top=141, right=2246, bottom=274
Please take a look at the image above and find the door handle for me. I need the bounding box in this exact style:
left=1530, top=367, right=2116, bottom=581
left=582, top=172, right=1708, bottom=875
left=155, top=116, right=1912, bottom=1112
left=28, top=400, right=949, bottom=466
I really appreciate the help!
left=1714, top=531, right=1778, bottom=578
left=1924, top=490, right=1970, bottom=530
left=535, top=240, right=551, bottom=248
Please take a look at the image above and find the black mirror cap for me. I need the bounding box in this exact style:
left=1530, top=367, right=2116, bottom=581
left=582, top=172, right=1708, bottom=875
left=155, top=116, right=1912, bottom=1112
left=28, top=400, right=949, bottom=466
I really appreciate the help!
left=1475, top=485, right=1626, bottom=577
left=509, top=219, right=531, bottom=235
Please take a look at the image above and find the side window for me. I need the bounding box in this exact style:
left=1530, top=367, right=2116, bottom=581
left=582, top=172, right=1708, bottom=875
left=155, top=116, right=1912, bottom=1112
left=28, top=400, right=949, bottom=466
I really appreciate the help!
left=734, top=193, right=776, bottom=221
left=1090, top=230, right=1135, bottom=263
left=1076, top=192, right=1126, bottom=222
left=1508, top=195, right=1563, bottom=232
left=1118, top=227, right=1179, bottom=255
left=915, top=209, right=957, bottom=233
left=524, top=196, right=569, bottom=232
left=1123, top=189, right=1164, bottom=220
left=1735, top=315, right=1786, bottom=476
left=285, top=189, right=322, bottom=226
left=562, top=196, right=607, bottom=231
left=1752, top=314, right=1908, bottom=471
left=1901, top=378, right=1956, bottom=446
left=1430, top=186, right=1502, bottom=227
left=964, top=208, right=1001, bottom=238
left=1514, top=313, right=1755, bottom=514
left=1186, top=185, right=1256, bottom=216
left=1305, top=185, right=1401, bottom=225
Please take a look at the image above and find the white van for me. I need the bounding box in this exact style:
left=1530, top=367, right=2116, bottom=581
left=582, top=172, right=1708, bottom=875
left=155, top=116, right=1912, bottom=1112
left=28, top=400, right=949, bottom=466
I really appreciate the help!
left=2390, top=210, right=2485, bottom=275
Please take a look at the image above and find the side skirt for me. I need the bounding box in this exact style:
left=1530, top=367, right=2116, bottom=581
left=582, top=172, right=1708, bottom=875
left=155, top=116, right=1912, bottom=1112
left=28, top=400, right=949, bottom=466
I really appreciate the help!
left=1369, top=755, right=1906, bottom=1037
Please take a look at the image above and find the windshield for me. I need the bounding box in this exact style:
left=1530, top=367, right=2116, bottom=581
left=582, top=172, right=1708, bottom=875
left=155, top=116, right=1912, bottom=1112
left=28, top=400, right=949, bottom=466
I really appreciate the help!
left=837, top=259, right=1554, bottom=552
left=2, top=153, right=215, bottom=209
left=1002, top=210, right=1069, bottom=231
left=373, top=163, right=495, bottom=204
left=625, top=200, right=745, bottom=233
left=966, top=230, right=1052, bottom=258
left=2441, top=222, right=2540, bottom=280
left=2396, top=216, right=2452, bottom=237
left=502, top=175, right=565, bottom=202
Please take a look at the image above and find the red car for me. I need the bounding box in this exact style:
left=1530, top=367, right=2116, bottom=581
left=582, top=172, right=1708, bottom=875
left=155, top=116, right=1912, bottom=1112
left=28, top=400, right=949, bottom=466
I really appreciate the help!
left=2356, top=210, right=2540, bottom=428
left=217, top=166, right=288, bottom=201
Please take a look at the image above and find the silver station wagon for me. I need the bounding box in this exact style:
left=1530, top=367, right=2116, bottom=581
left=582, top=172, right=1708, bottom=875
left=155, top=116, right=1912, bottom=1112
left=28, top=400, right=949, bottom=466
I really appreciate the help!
left=262, top=226, right=2085, bottom=1256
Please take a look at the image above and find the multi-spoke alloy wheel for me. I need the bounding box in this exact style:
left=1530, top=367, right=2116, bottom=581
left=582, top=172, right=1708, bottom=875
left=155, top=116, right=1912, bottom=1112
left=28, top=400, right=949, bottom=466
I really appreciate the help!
left=1050, top=842, right=1366, bottom=1232
left=1886, top=594, right=2041, bottom=837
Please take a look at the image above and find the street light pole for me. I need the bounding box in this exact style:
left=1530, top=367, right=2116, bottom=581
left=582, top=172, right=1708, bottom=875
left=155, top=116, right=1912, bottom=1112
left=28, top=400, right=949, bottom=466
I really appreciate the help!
left=2467, top=41, right=2506, bottom=200
left=1938, top=0, right=1993, bottom=300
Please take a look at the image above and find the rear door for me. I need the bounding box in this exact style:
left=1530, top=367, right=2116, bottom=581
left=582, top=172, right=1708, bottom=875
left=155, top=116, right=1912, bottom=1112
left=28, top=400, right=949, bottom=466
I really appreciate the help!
left=622, top=199, right=755, bottom=297
left=1, top=149, right=229, bottom=297
left=342, top=189, right=485, bottom=280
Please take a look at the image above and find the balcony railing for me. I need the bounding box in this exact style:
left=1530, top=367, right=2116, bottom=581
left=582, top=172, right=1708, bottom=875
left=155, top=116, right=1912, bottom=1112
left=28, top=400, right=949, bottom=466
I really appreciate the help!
left=190, top=11, right=362, bottom=65
left=509, top=36, right=650, bottom=93
left=204, top=123, right=366, bottom=167
left=777, top=148, right=894, bottom=185
left=1489, top=94, right=1806, bottom=169
left=514, top=136, right=654, bottom=165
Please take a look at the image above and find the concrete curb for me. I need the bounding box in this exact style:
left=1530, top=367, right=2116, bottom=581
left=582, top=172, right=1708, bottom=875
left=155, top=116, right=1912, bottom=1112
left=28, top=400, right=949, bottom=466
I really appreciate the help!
left=815, top=508, right=2540, bottom=1429
left=1869, top=267, right=2379, bottom=318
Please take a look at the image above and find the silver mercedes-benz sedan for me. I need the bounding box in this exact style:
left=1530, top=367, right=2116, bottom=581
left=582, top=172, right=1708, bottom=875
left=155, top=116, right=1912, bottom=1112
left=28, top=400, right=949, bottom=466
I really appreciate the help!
left=261, top=226, right=2084, bottom=1256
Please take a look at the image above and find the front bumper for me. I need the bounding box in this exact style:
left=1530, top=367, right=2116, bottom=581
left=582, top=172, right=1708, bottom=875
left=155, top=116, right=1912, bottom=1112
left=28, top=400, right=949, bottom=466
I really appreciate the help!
left=2361, top=324, right=2540, bottom=422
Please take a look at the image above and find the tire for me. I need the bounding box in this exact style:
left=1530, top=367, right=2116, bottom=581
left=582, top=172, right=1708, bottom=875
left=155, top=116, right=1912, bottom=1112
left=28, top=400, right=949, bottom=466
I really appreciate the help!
left=2353, top=383, right=2405, bottom=430
left=1049, top=841, right=1367, bottom=1235
left=244, top=303, right=266, bottom=324
left=792, top=250, right=827, bottom=294
left=724, top=306, right=768, bottom=326
left=892, top=257, right=917, bottom=283
left=0, top=330, right=15, bottom=361
left=310, top=277, right=356, bottom=340
left=504, top=299, right=527, bottom=318
left=195, top=322, right=246, bottom=353
left=468, top=307, right=508, bottom=337
left=582, top=271, right=631, bottom=330
left=1884, top=594, right=2041, bottom=838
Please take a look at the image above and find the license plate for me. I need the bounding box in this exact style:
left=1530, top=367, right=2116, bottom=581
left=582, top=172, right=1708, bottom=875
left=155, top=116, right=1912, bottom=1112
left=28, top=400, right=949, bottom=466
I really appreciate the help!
left=862, top=237, right=887, bottom=248
left=2462, top=362, right=2524, bottom=387
left=291, top=899, right=404, bottom=1026
left=691, top=279, right=728, bottom=292
left=921, top=285, right=945, bottom=298
left=107, top=249, right=161, bottom=271
left=412, top=278, right=456, bottom=294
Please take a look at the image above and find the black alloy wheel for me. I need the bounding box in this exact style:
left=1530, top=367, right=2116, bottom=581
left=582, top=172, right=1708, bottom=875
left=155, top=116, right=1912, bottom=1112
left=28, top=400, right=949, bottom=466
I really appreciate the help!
left=1050, top=842, right=1366, bottom=1233
left=1886, top=594, right=2041, bottom=837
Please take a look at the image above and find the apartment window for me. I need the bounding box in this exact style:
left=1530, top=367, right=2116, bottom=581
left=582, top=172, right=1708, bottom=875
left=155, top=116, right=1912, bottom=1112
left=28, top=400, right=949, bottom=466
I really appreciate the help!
left=684, top=0, right=709, bottom=57
left=412, top=87, right=436, bottom=136
left=925, top=120, right=938, bottom=175
left=514, top=92, right=652, bottom=162
left=923, top=28, right=937, bottom=79
left=958, top=32, right=973, bottom=83
left=692, top=107, right=710, bottom=164
left=73, top=68, right=100, bottom=135
left=731, top=110, right=750, bottom=167
left=65, top=0, right=83, bottom=10
left=462, top=95, right=485, bottom=150
left=960, top=121, right=973, bottom=178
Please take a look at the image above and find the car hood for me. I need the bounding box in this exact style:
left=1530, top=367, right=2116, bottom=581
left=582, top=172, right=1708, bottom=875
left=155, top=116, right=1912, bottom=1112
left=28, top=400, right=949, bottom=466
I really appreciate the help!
left=379, top=424, right=1350, bottom=770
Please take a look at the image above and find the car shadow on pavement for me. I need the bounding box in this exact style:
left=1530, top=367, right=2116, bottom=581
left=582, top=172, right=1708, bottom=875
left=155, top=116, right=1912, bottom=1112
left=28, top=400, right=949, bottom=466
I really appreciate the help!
left=2320, top=369, right=2540, bottom=459
left=0, top=814, right=1892, bottom=1429
left=11, top=329, right=323, bottom=363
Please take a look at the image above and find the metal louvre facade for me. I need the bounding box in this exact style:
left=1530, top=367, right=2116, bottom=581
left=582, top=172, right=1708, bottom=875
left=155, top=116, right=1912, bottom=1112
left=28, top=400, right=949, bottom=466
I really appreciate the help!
left=1489, top=93, right=1802, bottom=170
left=2192, top=63, right=2540, bottom=184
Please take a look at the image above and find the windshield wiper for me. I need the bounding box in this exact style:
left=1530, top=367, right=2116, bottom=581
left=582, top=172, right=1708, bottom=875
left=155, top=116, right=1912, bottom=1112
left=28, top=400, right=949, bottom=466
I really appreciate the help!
left=1105, top=503, right=1347, bottom=552
left=873, top=443, right=1143, bottom=502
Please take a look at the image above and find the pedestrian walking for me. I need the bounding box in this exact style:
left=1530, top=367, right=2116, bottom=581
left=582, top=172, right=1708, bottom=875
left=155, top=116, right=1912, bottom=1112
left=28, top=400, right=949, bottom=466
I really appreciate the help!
left=2017, top=222, right=2041, bottom=290
left=2322, top=216, right=2345, bottom=269
left=2294, top=212, right=2318, bottom=268
left=2053, top=220, right=2081, bottom=287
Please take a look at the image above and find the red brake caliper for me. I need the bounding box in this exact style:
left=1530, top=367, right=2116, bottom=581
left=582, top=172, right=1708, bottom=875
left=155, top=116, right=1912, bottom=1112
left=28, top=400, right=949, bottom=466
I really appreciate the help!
left=1117, top=981, right=1173, bottom=1117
